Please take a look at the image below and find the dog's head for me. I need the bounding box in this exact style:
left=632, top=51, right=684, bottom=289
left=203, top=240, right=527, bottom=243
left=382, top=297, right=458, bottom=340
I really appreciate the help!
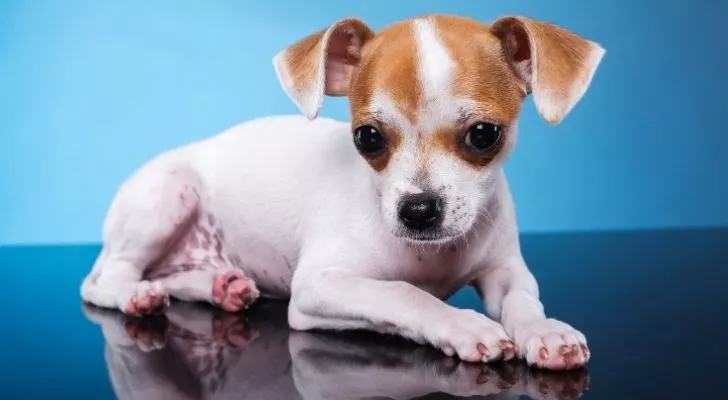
left=273, top=15, right=604, bottom=244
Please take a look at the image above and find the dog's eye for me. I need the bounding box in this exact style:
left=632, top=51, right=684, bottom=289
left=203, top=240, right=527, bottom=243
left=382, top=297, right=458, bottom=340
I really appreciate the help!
left=464, top=122, right=501, bottom=152
left=353, top=125, right=386, bottom=155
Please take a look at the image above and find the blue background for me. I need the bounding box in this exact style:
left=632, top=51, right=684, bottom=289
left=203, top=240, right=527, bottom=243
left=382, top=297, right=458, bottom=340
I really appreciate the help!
left=1, top=0, right=727, bottom=245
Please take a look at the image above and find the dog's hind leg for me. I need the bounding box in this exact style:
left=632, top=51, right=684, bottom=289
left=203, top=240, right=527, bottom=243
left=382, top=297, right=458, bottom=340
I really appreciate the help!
left=80, top=158, right=201, bottom=316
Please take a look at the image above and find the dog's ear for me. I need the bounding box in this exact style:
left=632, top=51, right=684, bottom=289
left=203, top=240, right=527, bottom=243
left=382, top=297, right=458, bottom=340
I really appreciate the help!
left=491, top=16, right=605, bottom=125
left=273, top=18, right=375, bottom=120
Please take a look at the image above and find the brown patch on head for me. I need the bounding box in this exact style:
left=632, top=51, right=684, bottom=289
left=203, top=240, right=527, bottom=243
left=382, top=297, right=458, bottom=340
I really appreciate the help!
left=433, top=15, right=527, bottom=125
left=348, top=20, right=422, bottom=172
left=348, top=16, right=525, bottom=172
left=421, top=15, right=525, bottom=170
left=349, top=20, right=422, bottom=124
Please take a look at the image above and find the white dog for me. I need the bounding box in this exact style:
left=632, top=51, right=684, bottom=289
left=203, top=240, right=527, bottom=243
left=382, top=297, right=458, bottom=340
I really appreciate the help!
left=81, top=14, right=605, bottom=370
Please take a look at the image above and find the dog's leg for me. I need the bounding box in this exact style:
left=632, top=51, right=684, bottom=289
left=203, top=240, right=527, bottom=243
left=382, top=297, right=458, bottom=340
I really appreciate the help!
left=474, top=256, right=590, bottom=370
left=80, top=162, right=201, bottom=316
left=157, top=269, right=259, bottom=312
left=289, top=246, right=515, bottom=363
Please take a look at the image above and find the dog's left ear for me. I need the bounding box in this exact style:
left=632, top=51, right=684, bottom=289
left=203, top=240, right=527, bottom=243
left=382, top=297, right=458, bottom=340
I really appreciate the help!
left=491, top=16, right=606, bottom=125
left=273, top=18, right=375, bottom=120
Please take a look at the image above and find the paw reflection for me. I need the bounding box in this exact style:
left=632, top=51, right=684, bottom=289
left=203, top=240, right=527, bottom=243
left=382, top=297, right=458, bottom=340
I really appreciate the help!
left=290, top=329, right=589, bottom=400
left=212, top=312, right=259, bottom=348
left=123, top=316, right=168, bottom=352
left=83, top=302, right=589, bottom=400
left=522, top=368, right=590, bottom=400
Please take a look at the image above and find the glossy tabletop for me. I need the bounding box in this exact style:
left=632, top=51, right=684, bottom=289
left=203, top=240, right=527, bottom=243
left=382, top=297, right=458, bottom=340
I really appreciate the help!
left=1, top=228, right=727, bottom=399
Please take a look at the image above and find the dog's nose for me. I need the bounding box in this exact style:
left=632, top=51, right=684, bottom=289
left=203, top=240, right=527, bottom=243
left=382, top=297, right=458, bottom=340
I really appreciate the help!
left=398, top=192, right=443, bottom=231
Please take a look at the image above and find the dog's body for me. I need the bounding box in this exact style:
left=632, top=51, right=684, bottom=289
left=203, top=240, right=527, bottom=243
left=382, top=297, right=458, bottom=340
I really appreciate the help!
left=81, top=14, right=605, bottom=370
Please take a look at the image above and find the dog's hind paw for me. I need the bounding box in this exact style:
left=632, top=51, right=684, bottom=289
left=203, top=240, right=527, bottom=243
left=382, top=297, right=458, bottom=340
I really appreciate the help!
left=212, top=270, right=260, bottom=312
left=124, top=281, right=170, bottom=316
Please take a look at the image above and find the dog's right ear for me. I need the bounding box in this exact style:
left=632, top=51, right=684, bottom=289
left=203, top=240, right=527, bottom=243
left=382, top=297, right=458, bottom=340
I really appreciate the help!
left=273, top=18, right=375, bottom=120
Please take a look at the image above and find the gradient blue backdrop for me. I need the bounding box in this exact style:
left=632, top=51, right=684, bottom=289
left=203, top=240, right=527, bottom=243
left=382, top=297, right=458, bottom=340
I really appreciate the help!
left=1, top=0, right=727, bottom=245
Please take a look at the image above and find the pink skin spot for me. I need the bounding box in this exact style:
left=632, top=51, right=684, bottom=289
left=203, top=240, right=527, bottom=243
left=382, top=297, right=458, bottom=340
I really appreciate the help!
left=212, top=271, right=259, bottom=312
left=202, top=241, right=210, bottom=251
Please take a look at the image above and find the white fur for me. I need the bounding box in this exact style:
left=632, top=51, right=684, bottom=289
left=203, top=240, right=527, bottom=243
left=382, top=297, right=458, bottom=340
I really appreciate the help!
left=81, top=15, right=601, bottom=370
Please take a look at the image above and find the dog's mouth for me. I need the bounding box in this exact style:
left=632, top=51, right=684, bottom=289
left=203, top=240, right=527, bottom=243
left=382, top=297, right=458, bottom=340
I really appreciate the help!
left=394, top=228, right=459, bottom=245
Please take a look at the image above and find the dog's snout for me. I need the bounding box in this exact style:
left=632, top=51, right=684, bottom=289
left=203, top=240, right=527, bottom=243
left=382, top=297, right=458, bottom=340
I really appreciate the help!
left=398, top=192, right=443, bottom=231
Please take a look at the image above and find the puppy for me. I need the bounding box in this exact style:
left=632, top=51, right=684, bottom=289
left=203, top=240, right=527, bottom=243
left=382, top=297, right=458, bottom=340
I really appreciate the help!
left=80, top=14, right=605, bottom=370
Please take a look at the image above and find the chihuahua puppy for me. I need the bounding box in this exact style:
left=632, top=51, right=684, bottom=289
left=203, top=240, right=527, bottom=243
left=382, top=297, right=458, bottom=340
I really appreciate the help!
left=80, top=14, right=605, bottom=370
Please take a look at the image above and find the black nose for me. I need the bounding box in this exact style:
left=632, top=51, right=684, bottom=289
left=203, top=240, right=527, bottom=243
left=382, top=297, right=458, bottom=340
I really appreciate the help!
left=398, top=192, right=443, bottom=231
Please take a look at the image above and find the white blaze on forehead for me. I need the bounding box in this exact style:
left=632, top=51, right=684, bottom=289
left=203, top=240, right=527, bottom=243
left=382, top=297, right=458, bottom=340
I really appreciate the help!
left=414, top=18, right=455, bottom=103
left=412, top=18, right=467, bottom=133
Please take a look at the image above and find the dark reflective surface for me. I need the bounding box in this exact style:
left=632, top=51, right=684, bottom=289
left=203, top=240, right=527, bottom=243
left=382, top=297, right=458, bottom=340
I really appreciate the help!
left=1, top=228, right=727, bottom=399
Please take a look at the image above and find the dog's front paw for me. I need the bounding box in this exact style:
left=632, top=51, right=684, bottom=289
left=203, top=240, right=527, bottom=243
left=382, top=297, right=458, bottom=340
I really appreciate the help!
left=512, top=318, right=590, bottom=370
left=433, top=308, right=516, bottom=363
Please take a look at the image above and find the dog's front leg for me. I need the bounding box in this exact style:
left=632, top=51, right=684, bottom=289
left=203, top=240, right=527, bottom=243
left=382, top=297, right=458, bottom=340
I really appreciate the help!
left=474, top=255, right=590, bottom=370
left=289, top=251, right=515, bottom=363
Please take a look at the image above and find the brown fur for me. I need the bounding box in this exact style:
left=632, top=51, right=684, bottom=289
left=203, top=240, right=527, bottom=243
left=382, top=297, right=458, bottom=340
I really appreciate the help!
left=427, top=16, right=525, bottom=169
left=348, top=20, right=420, bottom=171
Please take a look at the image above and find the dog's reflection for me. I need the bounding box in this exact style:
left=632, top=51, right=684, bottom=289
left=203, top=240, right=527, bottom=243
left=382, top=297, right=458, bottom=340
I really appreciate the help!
left=83, top=302, right=589, bottom=400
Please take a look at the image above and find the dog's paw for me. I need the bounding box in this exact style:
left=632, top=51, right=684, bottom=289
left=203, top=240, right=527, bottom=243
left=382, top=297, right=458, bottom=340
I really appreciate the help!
left=124, top=281, right=170, bottom=316
left=512, top=318, right=590, bottom=370
left=212, top=270, right=260, bottom=312
left=434, top=308, right=517, bottom=363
